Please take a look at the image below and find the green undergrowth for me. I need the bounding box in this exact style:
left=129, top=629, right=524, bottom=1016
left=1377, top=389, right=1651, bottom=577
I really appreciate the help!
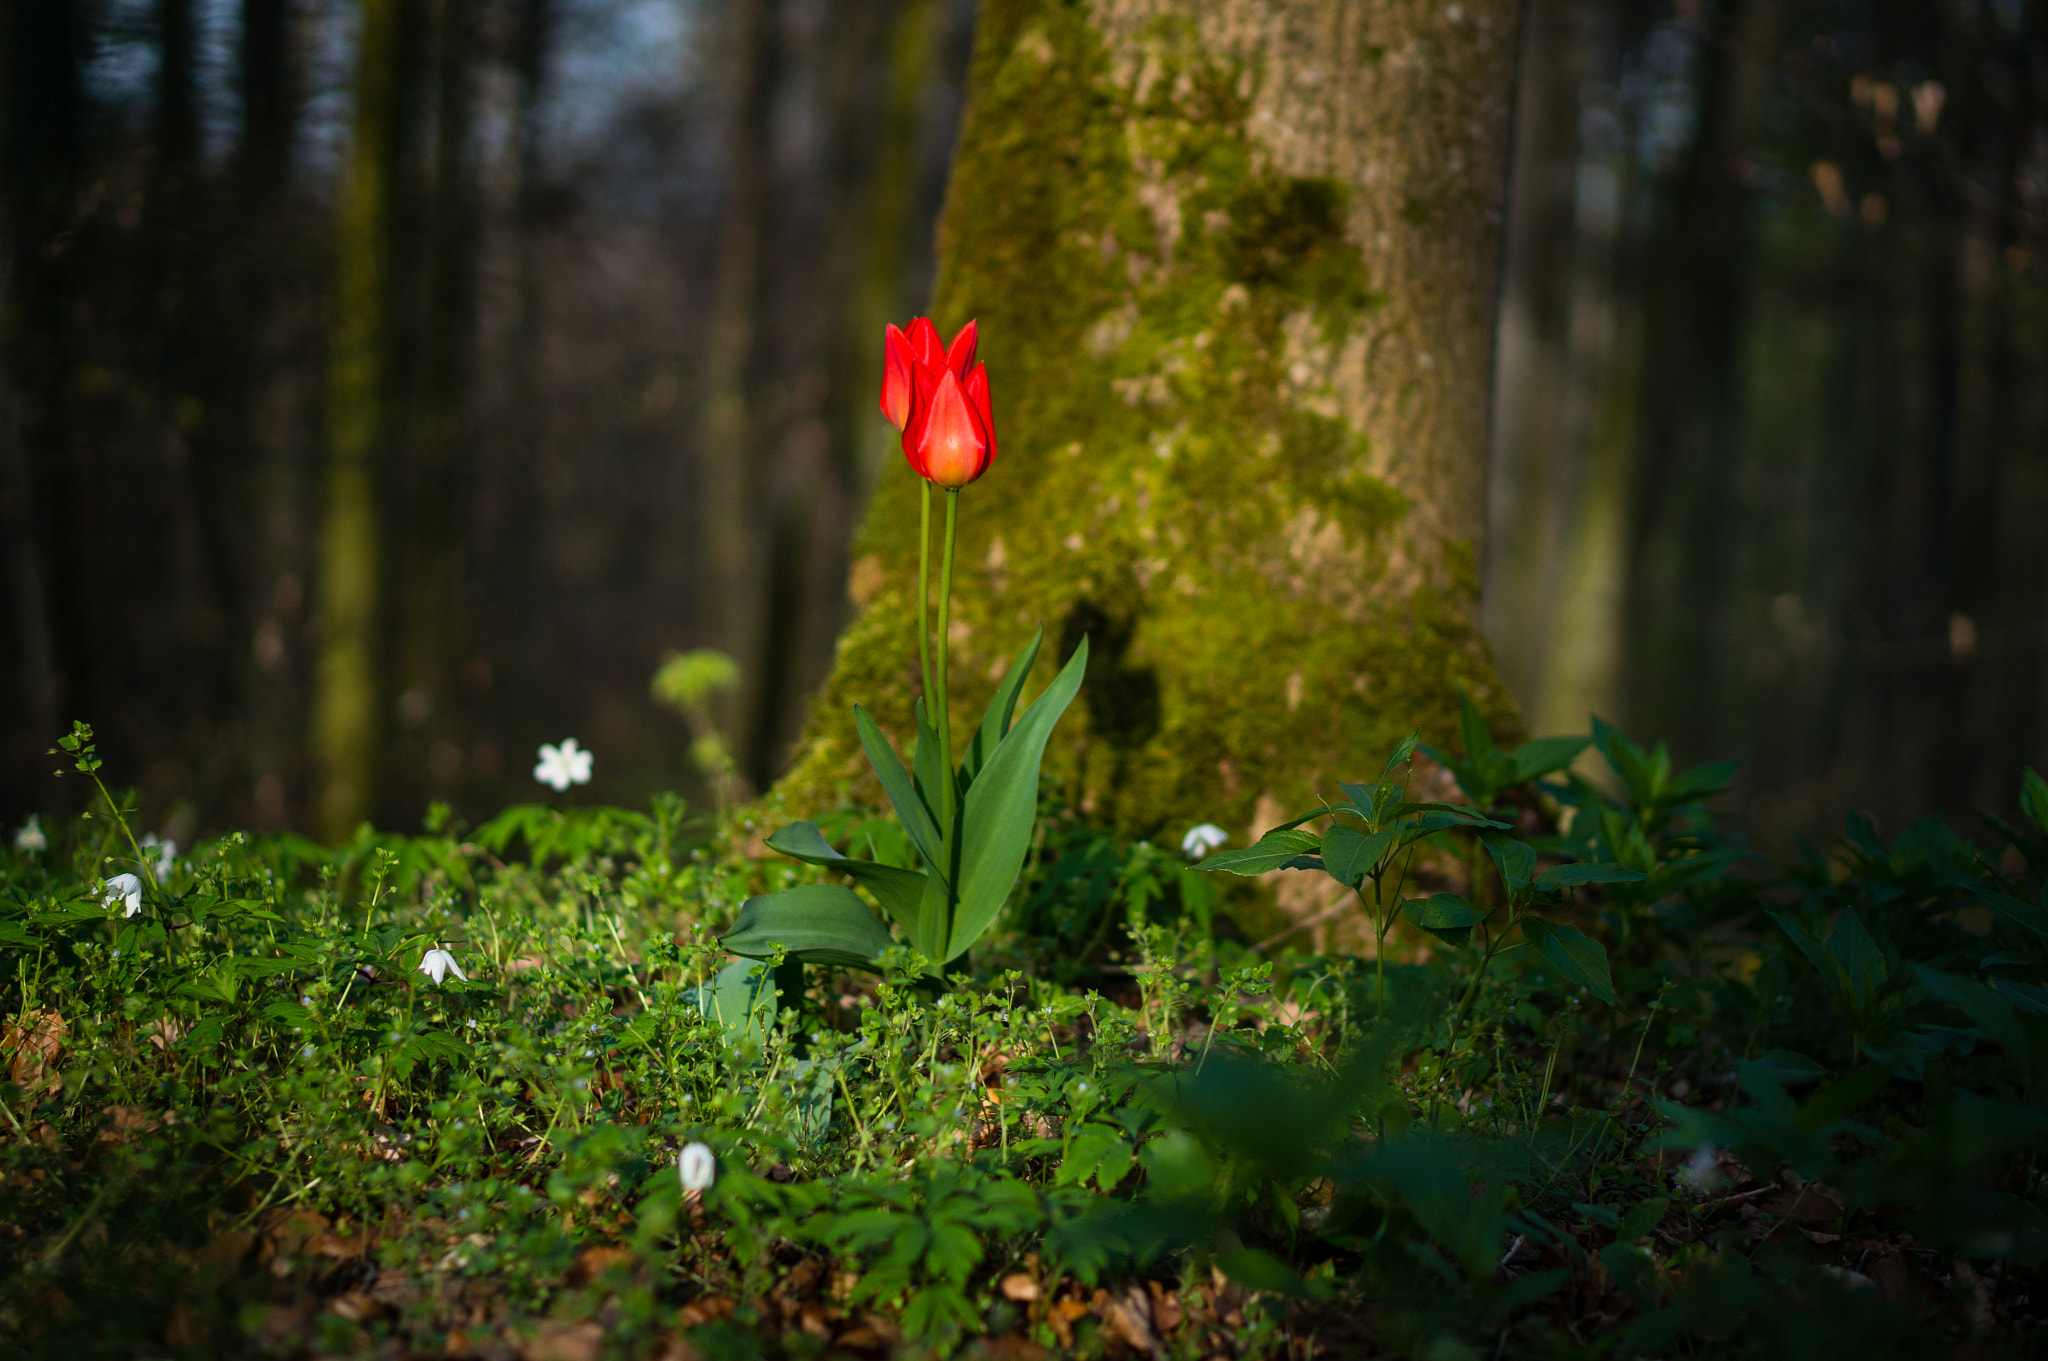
left=4, top=720, right=2048, bottom=1358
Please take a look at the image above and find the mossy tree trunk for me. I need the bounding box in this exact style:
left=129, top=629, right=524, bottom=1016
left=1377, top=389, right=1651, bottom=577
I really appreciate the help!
left=777, top=0, right=1525, bottom=841
left=312, top=0, right=402, bottom=840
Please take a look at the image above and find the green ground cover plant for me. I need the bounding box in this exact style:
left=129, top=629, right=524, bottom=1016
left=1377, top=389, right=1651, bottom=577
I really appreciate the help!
left=4, top=713, right=2047, bottom=1359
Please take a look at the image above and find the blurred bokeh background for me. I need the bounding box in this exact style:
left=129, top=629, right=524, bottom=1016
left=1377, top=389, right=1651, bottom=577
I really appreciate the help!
left=0, top=0, right=2043, bottom=849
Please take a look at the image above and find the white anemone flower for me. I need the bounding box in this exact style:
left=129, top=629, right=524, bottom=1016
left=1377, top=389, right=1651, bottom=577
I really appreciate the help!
left=418, top=947, right=468, bottom=986
left=533, top=738, right=594, bottom=791
left=1181, top=823, right=1230, bottom=861
left=15, top=815, right=46, bottom=852
left=1679, top=1145, right=1722, bottom=1193
left=678, top=1141, right=716, bottom=1192
left=141, top=833, right=176, bottom=879
left=103, top=872, right=144, bottom=917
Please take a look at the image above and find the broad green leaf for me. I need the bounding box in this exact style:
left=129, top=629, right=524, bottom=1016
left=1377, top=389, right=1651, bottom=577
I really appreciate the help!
left=911, top=699, right=948, bottom=838
left=1915, top=967, right=2027, bottom=1063
left=1770, top=912, right=1843, bottom=993
left=764, top=820, right=930, bottom=937
left=1215, top=1247, right=1315, bottom=1297
left=1534, top=862, right=1648, bottom=892
left=2023, top=768, right=2048, bottom=836
left=1197, top=828, right=1322, bottom=877
left=1457, top=688, right=1499, bottom=764
left=1617, top=1197, right=1670, bottom=1243
left=855, top=704, right=945, bottom=884
left=914, top=870, right=950, bottom=964
left=1823, top=908, right=1886, bottom=1006
left=1401, top=893, right=1486, bottom=947
left=1520, top=917, right=1617, bottom=1004
left=1511, top=734, right=1591, bottom=784
left=1380, top=732, right=1420, bottom=780
left=1321, top=825, right=1395, bottom=887
left=960, top=627, right=1043, bottom=788
left=1664, top=757, right=1743, bottom=803
left=1483, top=834, right=1537, bottom=891
left=721, top=883, right=895, bottom=970
left=695, top=959, right=777, bottom=1040
left=1997, top=977, right=2048, bottom=1016
left=947, top=637, right=1090, bottom=961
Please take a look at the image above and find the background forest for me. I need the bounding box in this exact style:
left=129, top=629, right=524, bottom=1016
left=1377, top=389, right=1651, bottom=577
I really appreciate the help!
left=1, top=0, right=2044, bottom=846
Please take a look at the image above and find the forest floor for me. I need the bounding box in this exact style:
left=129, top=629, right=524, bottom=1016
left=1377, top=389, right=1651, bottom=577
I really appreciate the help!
left=4, top=723, right=2047, bottom=1359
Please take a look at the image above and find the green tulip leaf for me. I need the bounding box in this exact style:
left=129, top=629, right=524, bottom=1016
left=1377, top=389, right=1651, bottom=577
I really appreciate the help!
left=911, top=698, right=949, bottom=842
left=960, top=627, right=1043, bottom=790
left=721, top=883, right=896, bottom=971
left=855, top=704, right=945, bottom=885
left=691, top=958, right=777, bottom=1043
left=1197, top=828, right=1323, bottom=876
left=946, top=636, right=1090, bottom=961
left=1401, top=893, right=1487, bottom=947
left=1520, top=917, right=1617, bottom=1005
left=763, top=821, right=931, bottom=937
left=915, top=867, right=951, bottom=964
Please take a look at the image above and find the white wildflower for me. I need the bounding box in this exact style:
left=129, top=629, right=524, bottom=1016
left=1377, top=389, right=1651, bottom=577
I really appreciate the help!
left=141, top=833, right=176, bottom=879
left=533, top=738, right=594, bottom=791
left=418, top=947, right=468, bottom=986
left=678, top=1141, right=716, bottom=1192
left=15, top=815, right=47, bottom=852
left=1679, top=1145, right=1722, bottom=1193
left=103, top=872, right=144, bottom=917
left=1181, top=823, right=1230, bottom=861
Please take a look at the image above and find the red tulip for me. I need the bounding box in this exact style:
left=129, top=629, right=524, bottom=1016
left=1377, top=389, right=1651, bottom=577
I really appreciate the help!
left=880, top=317, right=978, bottom=434
left=911, top=364, right=996, bottom=489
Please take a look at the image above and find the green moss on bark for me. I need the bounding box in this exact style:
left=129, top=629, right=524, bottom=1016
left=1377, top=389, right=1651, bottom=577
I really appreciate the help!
left=776, top=2, right=1517, bottom=841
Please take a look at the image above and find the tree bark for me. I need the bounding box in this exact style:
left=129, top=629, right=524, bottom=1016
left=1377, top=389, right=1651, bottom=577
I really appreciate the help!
left=312, top=0, right=404, bottom=840
left=777, top=0, right=1524, bottom=839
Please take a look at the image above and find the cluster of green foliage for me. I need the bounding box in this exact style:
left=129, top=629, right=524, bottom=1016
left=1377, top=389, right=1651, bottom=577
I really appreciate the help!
left=4, top=719, right=2047, bottom=1358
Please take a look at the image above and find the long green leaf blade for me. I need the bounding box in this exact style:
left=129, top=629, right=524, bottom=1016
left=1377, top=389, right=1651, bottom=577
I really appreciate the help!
left=720, top=883, right=896, bottom=971
left=961, top=627, right=1043, bottom=789
left=1198, top=828, right=1322, bottom=876
left=855, top=704, right=945, bottom=883
left=764, top=820, right=931, bottom=936
left=946, top=637, right=1090, bottom=961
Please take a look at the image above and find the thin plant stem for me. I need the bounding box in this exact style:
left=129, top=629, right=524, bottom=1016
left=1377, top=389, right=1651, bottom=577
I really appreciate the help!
left=934, top=488, right=960, bottom=839
left=917, top=481, right=934, bottom=711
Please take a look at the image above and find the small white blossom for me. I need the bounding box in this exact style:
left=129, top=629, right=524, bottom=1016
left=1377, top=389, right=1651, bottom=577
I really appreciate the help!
left=1679, top=1145, right=1722, bottom=1193
left=678, top=1141, right=716, bottom=1192
left=418, top=947, right=468, bottom=986
left=103, top=872, right=143, bottom=917
left=533, top=738, right=594, bottom=791
left=1181, top=823, right=1230, bottom=861
left=15, top=815, right=46, bottom=852
left=141, top=833, right=176, bottom=879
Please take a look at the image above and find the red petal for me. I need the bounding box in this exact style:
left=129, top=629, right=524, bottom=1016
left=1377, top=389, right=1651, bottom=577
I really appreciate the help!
left=907, top=316, right=942, bottom=368
left=880, top=325, right=915, bottom=429
left=963, top=362, right=997, bottom=465
left=916, top=370, right=991, bottom=488
left=944, top=320, right=979, bottom=379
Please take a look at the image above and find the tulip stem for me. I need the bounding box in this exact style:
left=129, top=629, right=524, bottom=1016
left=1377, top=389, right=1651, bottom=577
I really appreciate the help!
left=917, top=482, right=934, bottom=715
left=935, top=488, right=960, bottom=839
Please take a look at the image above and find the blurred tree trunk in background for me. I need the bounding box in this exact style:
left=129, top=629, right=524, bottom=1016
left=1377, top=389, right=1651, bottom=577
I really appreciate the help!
left=697, top=0, right=782, bottom=797
left=745, top=0, right=951, bottom=788
left=0, top=3, right=86, bottom=761
left=313, top=0, right=405, bottom=840
left=778, top=0, right=1525, bottom=841
left=391, top=0, right=481, bottom=817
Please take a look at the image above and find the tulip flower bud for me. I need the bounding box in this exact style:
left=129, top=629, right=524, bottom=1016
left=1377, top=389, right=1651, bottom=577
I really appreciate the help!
left=914, top=366, right=996, bottom=489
